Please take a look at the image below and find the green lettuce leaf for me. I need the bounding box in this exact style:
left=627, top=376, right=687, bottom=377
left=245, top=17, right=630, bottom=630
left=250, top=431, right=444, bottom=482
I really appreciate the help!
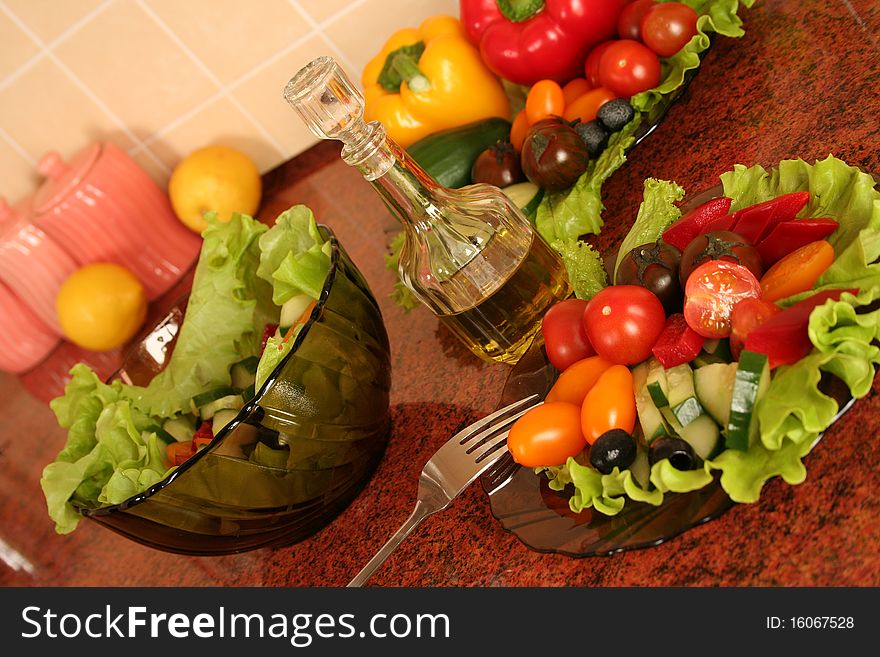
left=613, top=178, right=685, bottom=283
left=255, top=332, right=297, bottom=391
left=122, top=213, right=276, bottom=418
left=550, top=239, right=607, bottom=300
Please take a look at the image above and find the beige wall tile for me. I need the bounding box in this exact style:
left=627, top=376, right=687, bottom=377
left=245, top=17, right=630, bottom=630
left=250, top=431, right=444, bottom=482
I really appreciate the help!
left=0, top=10, right=41, bottom=79
left=231, top=34, right=350, bottom=156
left=323, top=0, right=459, bottom=76
left=147, top=96, right=284, bottom=173
left=129, top=148, right=171, bottom=188
left=144, top=0, right=310, bottom=86
left=0, top=57, right=135, bottom=166
left=3, top=0, right=104, bottom=44
left=0, top=136, right=38, bottom=203
left=294, top=0, right=358, bottom=25
left=54, top=0, right=217, bottom=141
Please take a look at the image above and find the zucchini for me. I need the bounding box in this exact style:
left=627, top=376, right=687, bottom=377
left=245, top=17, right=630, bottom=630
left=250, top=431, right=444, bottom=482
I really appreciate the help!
left=645, top=357, right=670, bottom=408
left=665, top=363, right=704, bottom=427
left=163, top=416, right=196, bottom=443
left=199, top=394, right=244, bottom=420
left=211, top=408, right=239, bottom=436
left=694, top=362, right=738, bottom=427
left=632, top=362, right=670, bottom=444
left=725, top=350, right=771, bottom=451
left=406, top=117, right=512, bottom=188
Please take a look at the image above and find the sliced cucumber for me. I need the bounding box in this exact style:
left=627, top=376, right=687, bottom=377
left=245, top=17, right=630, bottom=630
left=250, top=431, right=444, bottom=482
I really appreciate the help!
left=163, top=416, right=196, bottom=443
left=231, top=358, right=258, bottom=390
left=502, top=181, right=541, bottom=213
left=702, top=337, right=733, bottom=361
left=679, top=414, right=721, bottom=461
left=199, top=394, right=244, bottom=420
left=725, top=350, right=771, bottom=451
left=694, top=362, right=738, bottom=427
left=633, top=362, right=670, bottom=444
left=280, top=294, right=313, bottom=328
left=665, top=363, right=704, bottom=427
left=211, top=408, right=239, bottom=436
left=646, top=357, right=670, bottom=408
left=693, top=350, right=728, bottom=368
left=629, top=447, right=651, bottom=490
left=191, top=386, right=240, bottom=410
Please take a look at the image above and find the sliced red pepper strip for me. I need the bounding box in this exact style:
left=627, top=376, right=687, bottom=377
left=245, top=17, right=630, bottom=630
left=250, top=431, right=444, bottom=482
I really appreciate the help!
left=165, top=442, right=192, bottom=467
left=661, top=196, right=733, bottom=251
left=729, top=191, right=811, bottom=244
left=755, top=218, right=839, bottom=267
left=743, top=288, right=856, bottom=368
left=260, top=323, right=279, bottom=351
left=651, top=313, right=705, bottom=368
left=699, top=213, right=737, bottom=236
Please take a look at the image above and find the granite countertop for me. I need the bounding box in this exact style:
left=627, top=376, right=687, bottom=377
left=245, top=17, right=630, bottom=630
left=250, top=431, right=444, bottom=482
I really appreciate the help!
left=2, top=0, right=879, bottom=587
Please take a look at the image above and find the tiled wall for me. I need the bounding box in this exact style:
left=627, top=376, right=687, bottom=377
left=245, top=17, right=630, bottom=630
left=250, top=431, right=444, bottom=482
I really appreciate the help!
left=0, top=0, right=458, bottom=205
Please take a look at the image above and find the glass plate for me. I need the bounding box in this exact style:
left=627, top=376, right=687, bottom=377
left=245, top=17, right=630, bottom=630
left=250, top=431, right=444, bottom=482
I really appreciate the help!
left=480, top=179, right=863, bottom=558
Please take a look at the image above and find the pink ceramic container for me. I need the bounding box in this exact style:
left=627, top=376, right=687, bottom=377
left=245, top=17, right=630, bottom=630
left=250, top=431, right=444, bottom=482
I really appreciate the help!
left=0, top=196, right=77, bottom=334
left=30, top=142, right=201, bottom=300
left=0, top=280, right=60, bottom=374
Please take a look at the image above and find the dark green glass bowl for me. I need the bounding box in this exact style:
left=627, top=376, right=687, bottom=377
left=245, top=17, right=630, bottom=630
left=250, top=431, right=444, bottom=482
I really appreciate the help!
left=76, top=226, right=392, bottom=555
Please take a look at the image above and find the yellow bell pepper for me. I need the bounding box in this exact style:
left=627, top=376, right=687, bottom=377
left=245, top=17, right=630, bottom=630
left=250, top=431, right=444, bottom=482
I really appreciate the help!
left=361, top=15, right=511, bottom=148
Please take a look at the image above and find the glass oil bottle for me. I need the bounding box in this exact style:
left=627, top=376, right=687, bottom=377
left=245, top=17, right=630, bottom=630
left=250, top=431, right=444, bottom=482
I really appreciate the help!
left=283, top=57, right=571, bottom=364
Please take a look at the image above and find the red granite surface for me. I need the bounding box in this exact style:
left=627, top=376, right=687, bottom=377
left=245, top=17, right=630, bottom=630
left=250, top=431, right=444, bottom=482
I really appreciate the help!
left=2, top=0, right=879, bottom=587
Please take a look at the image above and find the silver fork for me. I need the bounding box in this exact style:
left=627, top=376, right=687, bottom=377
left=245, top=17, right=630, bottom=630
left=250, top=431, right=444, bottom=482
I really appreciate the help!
left=346, top=394, right=540, bottom=587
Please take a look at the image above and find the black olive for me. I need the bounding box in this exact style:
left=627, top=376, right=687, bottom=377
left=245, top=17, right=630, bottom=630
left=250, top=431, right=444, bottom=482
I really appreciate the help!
left=590, top=429, right=637, bottom=474
left=649, top=436, right=698, bottom=471
left=574, top=120, right=609, bottom=158
left=597, top=98, right=635, bottom=132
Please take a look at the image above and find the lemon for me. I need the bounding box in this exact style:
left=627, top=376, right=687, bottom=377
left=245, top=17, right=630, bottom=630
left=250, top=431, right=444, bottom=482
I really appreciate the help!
left=56, top=263, right=148, bottom=352
left=168, top=145, right=262, bottom=234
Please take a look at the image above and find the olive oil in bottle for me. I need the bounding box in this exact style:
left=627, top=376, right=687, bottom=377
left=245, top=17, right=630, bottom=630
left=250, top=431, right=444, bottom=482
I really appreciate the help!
left=283, top=57, right=571, bottom=364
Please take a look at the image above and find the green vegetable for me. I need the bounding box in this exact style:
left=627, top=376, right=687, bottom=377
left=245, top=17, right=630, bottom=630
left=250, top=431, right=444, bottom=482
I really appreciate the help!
left=384, top=232, right=419, bottom=312
left=406, top=117, right=511, bottom=189
left=549, top=238, right=607, bottom=300
left=724, top=350, right=770, bottom=451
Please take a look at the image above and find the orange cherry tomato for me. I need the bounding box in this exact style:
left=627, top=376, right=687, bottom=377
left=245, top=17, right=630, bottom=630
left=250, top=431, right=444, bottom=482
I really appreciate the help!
left=563, top=87, right=616, bottom=124
left=545, top=355, right=613, bottom=406
left=507, top=401, right=587, bottom=467
left=525, top=79, right=565, bottom=125
left=561, top=77, right=593, bottom=107
left=759, top=239, right=835, bottom=303
left=580, top=364, right=636, bottom=445
left=510, top=110, right=529, bottom=151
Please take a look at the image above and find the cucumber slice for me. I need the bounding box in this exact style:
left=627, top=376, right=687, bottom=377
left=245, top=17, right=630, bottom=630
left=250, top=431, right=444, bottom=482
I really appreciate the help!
left=646, top=357, right=670, bottom=408
left=502, top=181, right=541, bottom=212
left=725, top=350, right=771, bottom=451
left=191, top=387, right=240, bottom=410
left=693, top=350, right=728, bottom=368
left=163, top=416, right=196, bottom=443
left=632, top=362, right=670, bottom=444
left=231, top=359, right=258, bottom=390
left=679, top=414, right=721, bottom=461
left=280, top=294, right=313, bottom=328
left=665, top=363, right=705, bottom=427
left=199, top=394, right=244, bottom=420
left=211, top=408, right=239, bottom=436
left=629, top=447, right=651, bottom=490
left=694, top=362, right=738, bottom=427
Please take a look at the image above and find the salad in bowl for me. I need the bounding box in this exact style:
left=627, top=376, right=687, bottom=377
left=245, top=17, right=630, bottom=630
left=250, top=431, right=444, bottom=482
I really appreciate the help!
left=491, top=155, right=879, bottom=552
left=40, top=206, right=392, bottom=554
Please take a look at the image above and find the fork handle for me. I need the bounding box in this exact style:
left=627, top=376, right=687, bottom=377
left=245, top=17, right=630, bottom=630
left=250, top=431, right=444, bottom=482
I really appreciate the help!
left=347, top=499, right=432, bottom=587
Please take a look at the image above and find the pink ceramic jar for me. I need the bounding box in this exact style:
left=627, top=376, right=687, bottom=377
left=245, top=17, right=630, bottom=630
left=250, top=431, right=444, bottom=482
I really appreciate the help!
left=0, top=280, right=60, bottom=374
left=30, top=142, right=201, bottom=300
left=0, top=196, right=77, bottom=334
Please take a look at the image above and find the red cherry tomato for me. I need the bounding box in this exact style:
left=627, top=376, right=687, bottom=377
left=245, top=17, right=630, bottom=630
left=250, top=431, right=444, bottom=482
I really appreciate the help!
left=684, top=260, right=762, bottom=339
left=508, top=402, right=587, bottom=467
left=541, top=298, right=596, bottom=371
left=729, top=298, right=781, bottom=360
left=641, top=2, right=699, bottom=57
left=585, top=41, right=616, bottom=87
left=617, top=0, right=657, bottom=41
left=581, top=365, right=637, bottom=445
left=598, top=39, right=662, bottom=98
left=582, top=285, right=666, bottom=365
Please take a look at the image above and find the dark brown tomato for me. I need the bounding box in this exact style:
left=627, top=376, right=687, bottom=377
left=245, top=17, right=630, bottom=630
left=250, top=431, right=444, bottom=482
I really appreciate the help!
left=520, top=118, right=589, bottom=191
left=679, top=230, right=764, bottom=288
left=470, top=141, right=525, bottom=188
left=615, top=240, right=683, bottom=315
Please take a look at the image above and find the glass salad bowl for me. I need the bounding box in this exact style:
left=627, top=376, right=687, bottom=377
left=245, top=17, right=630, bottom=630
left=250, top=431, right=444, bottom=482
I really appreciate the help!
left=75, top=226, right=392, bottom=555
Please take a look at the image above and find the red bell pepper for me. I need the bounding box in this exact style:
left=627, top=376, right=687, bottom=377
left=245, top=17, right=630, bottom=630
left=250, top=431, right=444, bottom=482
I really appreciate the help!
left=699, top=213, right=737, bottom=236
left=459, top=0, right=626, bottom=86
left=651, top=313, right=705, bottom=368
left=755, top=218, right=839, bottom=266
left=661, top=196, right=733, bottom=251
left=743, top=289, right=856, bottom=368
left=728, top=191, right=811, bottom=245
